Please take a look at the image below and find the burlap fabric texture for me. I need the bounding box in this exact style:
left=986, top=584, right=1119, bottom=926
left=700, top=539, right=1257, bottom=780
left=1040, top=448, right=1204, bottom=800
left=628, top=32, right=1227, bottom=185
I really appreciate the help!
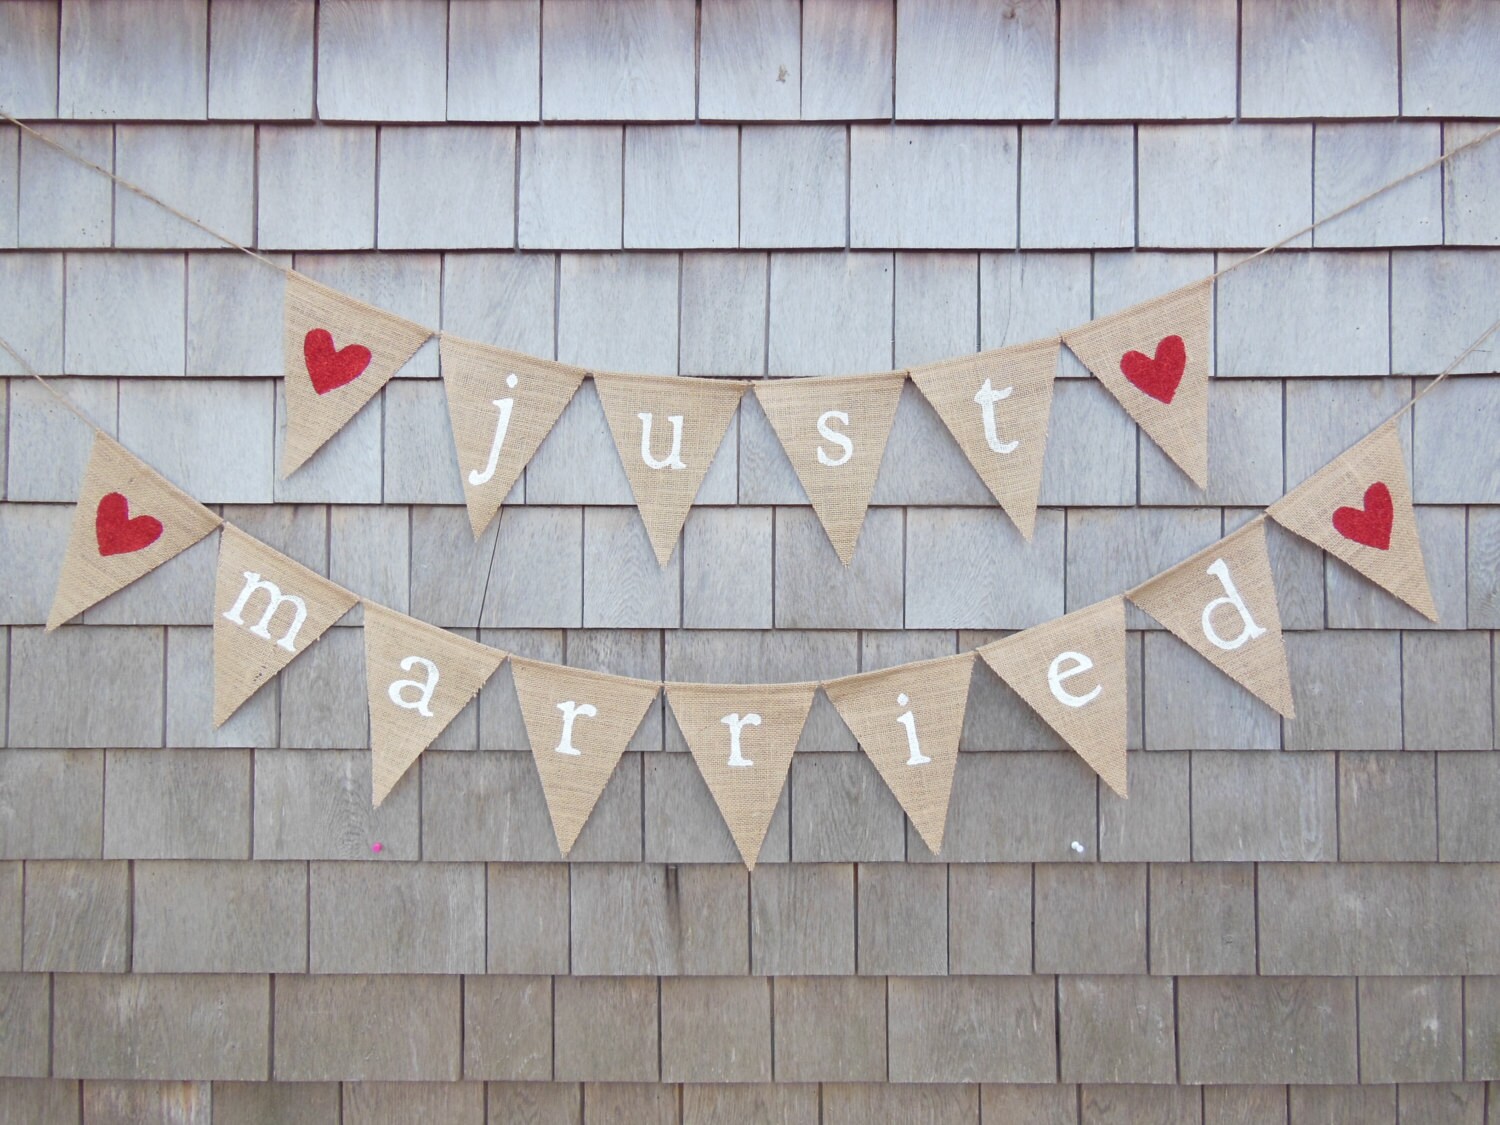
left=822, top=653, right=977, bottom=855
left=439, top=335, right=586, bottom=538
left=665, top=680, right=818, bottom=869
left=48, top=432, right=222, bottom=630
left=1063, top=279, right=1212, bottom=489
left=1127, top=518, right=1295, bottom=718
left=1268, top=421, right=1436, bottom=621
left=513, top=658, right=660, bottom=856
left=364, top=602, right=506, bottom=806
left=980, top=597, right=1129, bottom=797
left=910, top=339, right=1060, bottom=541
left=282, top=270, right=433, bottom=476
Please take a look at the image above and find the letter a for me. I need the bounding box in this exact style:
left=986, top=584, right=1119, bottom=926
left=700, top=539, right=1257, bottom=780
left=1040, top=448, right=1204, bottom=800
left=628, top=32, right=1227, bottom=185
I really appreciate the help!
left=638, top=412, right=686, bottom=470
left=387, top=656, right=440, bottom=718
left=1201, top=558, right=1267, bottom=652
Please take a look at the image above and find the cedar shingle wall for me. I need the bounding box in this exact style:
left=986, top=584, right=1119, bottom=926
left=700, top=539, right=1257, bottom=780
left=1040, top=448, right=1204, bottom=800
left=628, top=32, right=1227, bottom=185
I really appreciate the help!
left=2, top=0, right=1499, bottom=1121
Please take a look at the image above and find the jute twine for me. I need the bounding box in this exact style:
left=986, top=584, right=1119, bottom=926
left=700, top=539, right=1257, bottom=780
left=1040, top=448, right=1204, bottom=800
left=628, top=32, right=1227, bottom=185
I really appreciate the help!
left=212, top=525, right=359, bottom=727
left=1063, top=279, right=1212, bottom=489
left=1127, top=518, right=1295, bottom=718
left=364, top=601, right=506, bottom=807
left=822, top=653, right=977, bottom=855
left=512, top=659, right=661, bottom=856
left=594, top=372, right=748, bottom=566
left=1268, top=422, right=1436, bottom=621
left=980, top=596, right=1128, bottom=797
left=910, top=339, right=1060, bottom=541
left=440, top=335, right=587, bottom=539
left=48, top=433, right=222, bottom=630
left=753, top=370, right=906, bottom=565
left=281, top=271, right=433, bottom=476
left=665, top=680, right=818, bottom=869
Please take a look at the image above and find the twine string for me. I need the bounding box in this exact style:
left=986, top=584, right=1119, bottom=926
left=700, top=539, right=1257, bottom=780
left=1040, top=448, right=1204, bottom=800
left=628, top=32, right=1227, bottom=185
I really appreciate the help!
left=0, top=333, right=106, bottom=433
left=1, top=112, right=288, bottom=272
left=1209, top=122, right=1500, bottom=281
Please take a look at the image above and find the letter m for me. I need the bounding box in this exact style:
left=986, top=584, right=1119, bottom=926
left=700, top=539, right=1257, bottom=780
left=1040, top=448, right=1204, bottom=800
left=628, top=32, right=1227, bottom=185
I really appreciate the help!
left=223, top=570, right=309, bottom=653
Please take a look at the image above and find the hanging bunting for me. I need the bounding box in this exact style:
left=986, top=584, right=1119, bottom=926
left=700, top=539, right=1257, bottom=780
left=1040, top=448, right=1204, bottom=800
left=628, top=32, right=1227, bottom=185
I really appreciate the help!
left=512, top=658, right=660, bottom=856
left=1127, top=518, right=1294, bottom=717
left=753, top=371, right=906, bottom=564
left=665, top=681, right=817, bottom=869
left=213, top=525, right=360, bottom=726
left=594, top=372, right=748, bottom=565
left=1063, top=280, right=1212, bottom=489
left=910, top=339, right=1059, bottom=541
left=440, top=336, right=587, bottom=539
left=48, top=433, right=222, bottom=630
left=364, top=602, right=506, bottom=807
left=1267, top=421, right=1436, bottom=621
left=979, top=597, right=1128, bottom=797
left=281, top=270, right=433, bottom=477
left=822, top=653, right=976, bottom=854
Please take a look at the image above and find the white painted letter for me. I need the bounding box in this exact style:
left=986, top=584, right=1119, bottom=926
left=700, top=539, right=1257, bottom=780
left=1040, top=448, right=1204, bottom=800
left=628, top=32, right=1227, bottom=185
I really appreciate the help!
left=816, top=410, right=854, bottom=467
left=553, top=700, right=597, bottom=756
left=721, top=712, right=761, bottom=768
left=1201, top=558, right=1268, bottom=651
left=387, top=656, right=440, bottom=718
left=1047, top=651, right=1102, bottom=709
left=223, top=571, right=309, bottom=653
left=973, top=378, right=1019, bottom=454
left=468, top=373, right=519, bottom=486
left=638, top=412, right=687, bottom=470
left=895, top=693, right=930, bottom=766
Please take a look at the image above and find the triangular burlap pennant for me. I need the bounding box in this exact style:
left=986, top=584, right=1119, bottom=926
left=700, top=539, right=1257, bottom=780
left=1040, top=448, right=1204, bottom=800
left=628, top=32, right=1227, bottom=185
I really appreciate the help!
left=665, top=681, right=817, bottom=869
left=1267, top=422, right=1436, bottom=621
left=513, top=658, right=660, bottom=856
left=1127, top=518, right=1295, bottom=718
left=979, top=597, right=1128, bottom=797
left=822, top=653, right=976, bottom=854
left=1063, top=280, right=1211, bottom=488
left=594, top=372, right=748, bottom=566
left=282, top=270, right=434, bottom=476
left=364, top=602, right=506, bottom=807
left=440, top=335, right=587, bottom=538
left=213, top=524, right=360, bottom=726
left=910, top=340, right=1059, bottom=541
left=752, top=371, right=906, bottom=564
left=48, top=433, right=222, bottom=630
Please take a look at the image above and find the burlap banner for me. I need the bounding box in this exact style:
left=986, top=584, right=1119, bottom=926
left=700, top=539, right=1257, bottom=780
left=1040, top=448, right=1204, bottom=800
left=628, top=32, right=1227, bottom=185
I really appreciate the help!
left=753, top=371, right=906, bottom=564
left=1267, top=421, right=1436, bottom=621
left=440, top=335, right=587, bottom=538
left=513, top=658, right=660, bottom=856
left=364, top=602, right=506, bottom=807
left=979, top=597, right=1128, bottom=797
left=282, top=271, right=433, bottom=476
left=1063, top=280, right=1212, bottom=489
left=595, top=372, right=748, bottom=566
left=910, top=339, right=1060, bottom=541
left=665, top=681, right=817, bottom=869
left=1127, top=518, right=1294, bottom=717
left=822, top=653, right=976, bottom=854
left=48, top=433, right=222, bottom=630
left=213, top=525, right=359, bottom=726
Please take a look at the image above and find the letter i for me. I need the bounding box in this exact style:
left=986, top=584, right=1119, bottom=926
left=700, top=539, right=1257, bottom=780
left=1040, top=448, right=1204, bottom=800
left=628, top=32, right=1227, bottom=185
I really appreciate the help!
left=896, top=693, right=930, bottom=766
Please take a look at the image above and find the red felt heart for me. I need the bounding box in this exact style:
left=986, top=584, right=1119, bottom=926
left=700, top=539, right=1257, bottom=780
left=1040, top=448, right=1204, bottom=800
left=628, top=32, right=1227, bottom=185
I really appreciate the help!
left=303, top=328, right=372, bottom=395
left=1119, top=335, right=1187, bottom=404
left=95, top=491, right=164, bottom=556
left=1332, top=481, right=1394, bottom=550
